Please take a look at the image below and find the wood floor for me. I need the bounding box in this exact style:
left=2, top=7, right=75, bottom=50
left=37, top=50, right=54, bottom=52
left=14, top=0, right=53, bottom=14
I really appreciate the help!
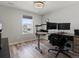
left=9, top=39, right=79, bottom=58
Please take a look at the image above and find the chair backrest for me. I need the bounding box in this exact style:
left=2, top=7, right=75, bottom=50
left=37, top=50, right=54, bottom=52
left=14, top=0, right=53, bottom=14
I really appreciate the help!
left=48, top=34, right=62, bottom=46
left=48, top=34, right=72, bottom=48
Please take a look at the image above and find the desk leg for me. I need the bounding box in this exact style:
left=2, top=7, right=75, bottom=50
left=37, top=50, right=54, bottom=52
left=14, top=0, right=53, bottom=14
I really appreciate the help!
left=35, top=34, right=43, bottom=54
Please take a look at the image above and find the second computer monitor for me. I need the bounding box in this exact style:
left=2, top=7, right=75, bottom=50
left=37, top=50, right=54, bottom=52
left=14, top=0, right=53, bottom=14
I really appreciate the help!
left=58, top=23, right=70, bottom=30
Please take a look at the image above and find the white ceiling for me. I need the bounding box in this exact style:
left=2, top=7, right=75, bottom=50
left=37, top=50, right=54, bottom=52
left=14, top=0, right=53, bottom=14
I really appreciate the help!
left=0, top=1, right=78, bottom=15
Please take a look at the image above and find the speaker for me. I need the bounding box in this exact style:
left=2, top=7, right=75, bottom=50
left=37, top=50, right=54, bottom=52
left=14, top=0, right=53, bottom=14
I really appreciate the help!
left=74, top=30, right=79, bottom=35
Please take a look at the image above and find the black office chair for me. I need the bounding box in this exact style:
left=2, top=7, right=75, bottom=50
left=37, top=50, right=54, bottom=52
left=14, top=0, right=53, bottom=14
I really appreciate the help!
left=48, top=34, right=72, bottom=58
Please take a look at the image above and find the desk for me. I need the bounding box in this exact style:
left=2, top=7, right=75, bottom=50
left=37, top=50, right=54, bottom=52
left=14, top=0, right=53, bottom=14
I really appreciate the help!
left=73, top=36, right=79, bottom=53
left=35, top=32, right=79, bottom=54
left=35, top=32, right=47, bottom=53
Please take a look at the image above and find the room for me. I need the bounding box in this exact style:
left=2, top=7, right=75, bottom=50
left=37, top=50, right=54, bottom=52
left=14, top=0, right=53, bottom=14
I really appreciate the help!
left=0, top=0, right=79, bottom=58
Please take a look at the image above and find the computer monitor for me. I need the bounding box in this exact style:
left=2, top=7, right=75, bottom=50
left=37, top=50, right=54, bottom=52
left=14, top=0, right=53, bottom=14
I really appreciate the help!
left=58, top=23, right=70, bottom=30
left=47, top=22, right=57, bottom=30
left=74, top=29, right=79, bottom=35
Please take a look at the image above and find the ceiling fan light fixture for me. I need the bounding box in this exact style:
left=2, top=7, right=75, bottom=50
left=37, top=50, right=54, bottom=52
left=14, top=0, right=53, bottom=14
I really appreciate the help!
left=34, top=1, right=45, bottom=8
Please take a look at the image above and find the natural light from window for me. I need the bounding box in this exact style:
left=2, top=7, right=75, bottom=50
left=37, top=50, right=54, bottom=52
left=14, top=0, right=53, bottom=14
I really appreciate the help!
left=22, top=17, right=33, bottom=34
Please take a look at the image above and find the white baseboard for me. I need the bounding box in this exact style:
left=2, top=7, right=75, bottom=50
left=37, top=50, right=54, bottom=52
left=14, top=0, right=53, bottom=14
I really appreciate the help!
left=9, top=39, right=36, bottom=46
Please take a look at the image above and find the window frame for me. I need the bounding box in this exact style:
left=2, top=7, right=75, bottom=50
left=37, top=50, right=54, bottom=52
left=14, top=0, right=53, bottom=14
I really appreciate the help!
left=22, top=15, right=33, bottom=34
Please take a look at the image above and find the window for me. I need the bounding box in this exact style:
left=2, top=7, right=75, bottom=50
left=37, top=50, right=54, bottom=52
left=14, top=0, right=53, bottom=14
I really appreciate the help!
left=22, top=16, right=33, bottom=34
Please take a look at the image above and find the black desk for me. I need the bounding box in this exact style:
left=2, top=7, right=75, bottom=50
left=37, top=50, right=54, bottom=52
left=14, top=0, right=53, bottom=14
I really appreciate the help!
left=0, top=38, right=10, bottom=58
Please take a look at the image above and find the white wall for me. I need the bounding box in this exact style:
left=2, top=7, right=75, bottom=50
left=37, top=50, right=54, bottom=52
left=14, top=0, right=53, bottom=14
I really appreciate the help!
left=42, top=4, right=79, bottom=34
left=0, top=6, right=42, bottom=44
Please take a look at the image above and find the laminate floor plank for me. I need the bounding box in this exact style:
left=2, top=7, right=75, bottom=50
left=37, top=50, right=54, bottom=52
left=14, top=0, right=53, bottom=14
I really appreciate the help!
left=9, top=39, right=79, bottom=58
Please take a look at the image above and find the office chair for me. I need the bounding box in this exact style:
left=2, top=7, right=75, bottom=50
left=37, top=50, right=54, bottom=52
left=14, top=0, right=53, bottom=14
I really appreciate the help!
left=48, top=34, right=72, bottom=58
